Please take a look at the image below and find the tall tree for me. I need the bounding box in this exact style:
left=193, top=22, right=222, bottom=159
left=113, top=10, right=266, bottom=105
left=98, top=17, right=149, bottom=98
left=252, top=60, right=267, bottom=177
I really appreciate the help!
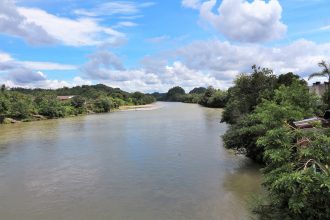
left=308, top=60, right=330, bottom=90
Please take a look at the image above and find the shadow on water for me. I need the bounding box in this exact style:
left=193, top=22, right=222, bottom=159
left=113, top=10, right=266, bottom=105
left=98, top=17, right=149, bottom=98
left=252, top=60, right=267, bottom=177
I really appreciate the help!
left=222, top=156, right=263, bottom=219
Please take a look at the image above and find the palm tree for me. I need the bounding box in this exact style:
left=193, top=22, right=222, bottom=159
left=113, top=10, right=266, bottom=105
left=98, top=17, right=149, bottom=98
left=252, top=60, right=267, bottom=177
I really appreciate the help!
left=308, top=60, right=330, bottom=91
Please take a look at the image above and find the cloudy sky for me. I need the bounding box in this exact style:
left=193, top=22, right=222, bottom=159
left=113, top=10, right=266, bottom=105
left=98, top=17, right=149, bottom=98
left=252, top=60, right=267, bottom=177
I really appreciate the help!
left=0, top=0, right=330, bottom=92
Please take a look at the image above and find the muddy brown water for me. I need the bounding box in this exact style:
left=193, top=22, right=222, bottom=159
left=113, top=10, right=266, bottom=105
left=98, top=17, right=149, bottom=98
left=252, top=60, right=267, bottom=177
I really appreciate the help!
left=0, top=102, right=262, bottom=220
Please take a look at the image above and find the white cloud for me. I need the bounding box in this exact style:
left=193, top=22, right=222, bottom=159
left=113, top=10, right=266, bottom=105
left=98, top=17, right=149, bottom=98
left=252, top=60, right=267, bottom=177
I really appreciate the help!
left=0, top=51, right=79, bottom=88
left=182, top=0, right=202, bottom=9
left=17, top=7, right=125, bottom=47
left=175, top=39, right=330, bottom=81
left=0, top=0, right=56, bottom=45
left=3, top=78, right=92, bottom=90
left=77, top=37, right=330, bottom=92
left=320, top=25, right=330, bottom=31
left=74, top=1, right=155, bottom=17
left=83, top=49, right=126, bottom=80
left=20, top=61, right=77, bottom=71
left=81, top=47, right=228, bottom=92
left=113, top=21, right=138, bottom=28
left=9, top=69, right=47, bottom=84
left=185, top=0, right=287, bottom=43
left=0, top=52, right=12, bottom=62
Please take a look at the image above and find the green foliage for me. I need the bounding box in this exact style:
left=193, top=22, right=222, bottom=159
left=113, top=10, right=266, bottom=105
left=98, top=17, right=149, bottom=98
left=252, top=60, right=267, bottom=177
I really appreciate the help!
left=189, top=87, right=207, bottom=94
left=71, top=95, right=86, bottom=108
left=160, top=86, right=228, bottom=108
left=223, top=75, right=328, bottom=218
left=1, top=84, right=5, bottom=92
left=255, top=127, right=330, bottom=219
left=182, top=93, right=203, bottom=104
left=0, top=84, right=155, bottom=123
left=199, top=87, right=227, bottom=108
left=92, top=97, right=114, bottom=113
left=131, top=92, right=155, bottom=105
left=223, top=80, right=320, bottom=163
left=277, top=72, right=305, bottom=87
left=165, top=86, right=186, bottom=102
left=37, top=96, right=68, bottom=118
left=8, top=92, right=35, bottom=119
left=222, top=66, right=278, bottom=124
left=0, top=92, right=10, bottom=116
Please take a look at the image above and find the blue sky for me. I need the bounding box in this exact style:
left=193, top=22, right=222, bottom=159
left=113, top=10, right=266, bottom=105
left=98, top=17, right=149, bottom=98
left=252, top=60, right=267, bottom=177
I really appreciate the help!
left=0, top=0, right=330, bottom=92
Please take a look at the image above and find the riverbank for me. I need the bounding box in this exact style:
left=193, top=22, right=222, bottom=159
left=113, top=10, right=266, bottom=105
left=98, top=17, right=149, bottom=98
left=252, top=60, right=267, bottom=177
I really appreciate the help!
left=118, top=103, right=159, bottom=111
left=0, top=103, right=159, bottom=125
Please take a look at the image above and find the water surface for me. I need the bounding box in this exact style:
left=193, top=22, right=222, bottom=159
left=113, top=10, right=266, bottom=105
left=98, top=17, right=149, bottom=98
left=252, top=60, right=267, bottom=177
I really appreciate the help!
left=0, top=102, right=262, bottom=220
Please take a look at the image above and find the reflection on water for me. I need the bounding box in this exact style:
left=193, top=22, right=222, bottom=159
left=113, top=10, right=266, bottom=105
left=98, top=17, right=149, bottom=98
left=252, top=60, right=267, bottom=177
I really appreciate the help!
left=0, top=102, right=262, bottom=220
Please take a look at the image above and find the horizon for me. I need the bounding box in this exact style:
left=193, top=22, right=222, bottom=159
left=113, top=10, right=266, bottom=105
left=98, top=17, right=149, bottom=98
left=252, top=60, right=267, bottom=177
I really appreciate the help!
left=1, top=0, right=330, bottom=93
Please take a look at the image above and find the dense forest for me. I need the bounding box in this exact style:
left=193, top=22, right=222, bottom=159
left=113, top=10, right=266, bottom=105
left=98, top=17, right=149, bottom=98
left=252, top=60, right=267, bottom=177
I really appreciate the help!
left=0, top=84, right=155, bottom=123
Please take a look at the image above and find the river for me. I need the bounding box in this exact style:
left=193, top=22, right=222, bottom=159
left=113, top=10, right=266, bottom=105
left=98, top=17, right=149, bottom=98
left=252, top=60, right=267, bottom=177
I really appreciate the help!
left=0, top=102, right=262, bottom=220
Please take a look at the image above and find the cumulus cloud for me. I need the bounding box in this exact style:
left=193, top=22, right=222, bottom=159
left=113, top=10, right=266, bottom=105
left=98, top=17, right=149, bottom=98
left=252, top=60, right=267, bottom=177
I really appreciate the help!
left=9, top=69, right=46, bottom=84
left=82, top=48, right=129, bottom=81
left=184, top=0, right=287, bottom=43
left=175, top=39, right=330, bottom=81
left=0, top=0, right=126, bottom=46
left=81, top=47, right=228, bottom=92
left=0, top=0, right=56, bottom=45
left=77, top=37, right=330, bottom=92
left=0, top=51, right=80, bottom=88
left=17, top=7, right=125, bottom=47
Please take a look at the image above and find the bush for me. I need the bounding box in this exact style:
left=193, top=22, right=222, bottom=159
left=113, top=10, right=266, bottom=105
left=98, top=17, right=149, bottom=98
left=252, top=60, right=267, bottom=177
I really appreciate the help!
left=37, top=96, right=67, bottom=118
left=92, top=97, right=114, bottom=113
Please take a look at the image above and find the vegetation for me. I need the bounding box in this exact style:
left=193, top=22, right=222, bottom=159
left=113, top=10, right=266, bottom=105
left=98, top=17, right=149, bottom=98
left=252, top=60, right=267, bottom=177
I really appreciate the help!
left=3, top=61, right=330, bottom=218
left=308, top=60, right=330, bottom=109
left=256, top=125, right=330, bottom=219
left=0, top=84, right=155, bottom=123
left=222, top=64, right=330, bottom=218
left=155, top=86, right=228, bottom=108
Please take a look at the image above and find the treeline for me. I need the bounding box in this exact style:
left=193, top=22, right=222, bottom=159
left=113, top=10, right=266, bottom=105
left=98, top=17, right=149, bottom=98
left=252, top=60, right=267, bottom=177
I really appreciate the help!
left=0, top=84, right=155, bottom=123
left=153, top=86, right=228, bottom=108
left=221, top=66, right=330, bottom=218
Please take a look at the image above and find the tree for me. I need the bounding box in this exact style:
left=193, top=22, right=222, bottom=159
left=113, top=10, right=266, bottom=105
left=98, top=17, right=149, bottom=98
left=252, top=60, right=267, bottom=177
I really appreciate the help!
left=0, top=94, right=10, bottom=116
left=223, top=80, right=319, bottom=163
left=221, top=65, right=278, bottom=124
left=165, top=86, right=186, bottom=102
left=255, top=124, right=330, bottom=219
left=189, top=87, right=207, bottom=94
left=93, top=97, right=114, bottom=113
left=1, top=84, right=5, bottom=93
left=308, top=60, right=330, bottom=91
left=277, top=72, right=303, bottom=87
left=8, top=92, right=35, bottom=119
left=71, top=96, right=86, bottom=108
left=198, top=87, right=227, bottom=108
left=37, top=96, right=67, bottom=118
left=308, top=61, right=330, bottom=108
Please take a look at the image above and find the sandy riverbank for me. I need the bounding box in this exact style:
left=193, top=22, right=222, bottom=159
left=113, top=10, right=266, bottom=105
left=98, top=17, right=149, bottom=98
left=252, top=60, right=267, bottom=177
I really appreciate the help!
left=118, top=103, right=160, bottom=111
